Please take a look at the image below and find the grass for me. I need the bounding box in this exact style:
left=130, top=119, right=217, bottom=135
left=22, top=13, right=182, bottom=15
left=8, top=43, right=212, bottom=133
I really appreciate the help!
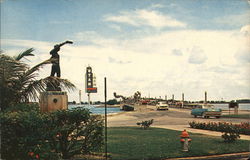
left=221, top=114, right=250, bottom=119
left=107, top=127, right=250, bottom=160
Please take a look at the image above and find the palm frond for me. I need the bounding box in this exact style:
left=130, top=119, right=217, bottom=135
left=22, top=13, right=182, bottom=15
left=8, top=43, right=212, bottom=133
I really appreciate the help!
left=20, top=79, right=47, bottom=102
left=23, top=59, right=51, bottom=79
left=56, top=78, right=76, bottom=92
left=15, top=48, right=35, bottom=61
left=28, top=58, right=51, bottom=73
left=44, top=76, right=76, bottom=92
left=21, top=76, right=76, bottom=102
left=0, top=54, right=27, bottom=86
left=1, top=54, right=29, bottom=108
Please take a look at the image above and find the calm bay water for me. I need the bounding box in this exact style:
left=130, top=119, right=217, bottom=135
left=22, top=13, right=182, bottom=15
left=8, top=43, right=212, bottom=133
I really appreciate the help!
left=68, top=103, right=250, bottom=114
left=68, top=105, right=122, bottom=114
left=213, top=103, right=250, bottom=110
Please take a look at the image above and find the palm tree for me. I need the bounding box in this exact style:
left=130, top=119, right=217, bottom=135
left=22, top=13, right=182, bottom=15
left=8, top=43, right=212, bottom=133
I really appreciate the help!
left=0, top=48, right=75, bottom=110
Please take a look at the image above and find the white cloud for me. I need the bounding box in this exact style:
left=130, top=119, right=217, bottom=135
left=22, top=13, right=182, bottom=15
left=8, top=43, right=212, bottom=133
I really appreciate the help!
left=240, top=24, right=250, bottom=37
left=108, top=24, right=122, bottom=31
left=108, top=57, right=131, bottom=64
left=2, top=25, right=250, bottom=101
left=2, top=39, right=52, bottom=51
left=150, top=4, right=165, bottom=9
left=104, top=9, right=186, bottom=29
left=172, top=49, right=183, bottom=56
left=234, top=25, right=250, bottom=64
left=188, top=46, right=207, bottom=64
left=235, top=47, right=250, bottom=64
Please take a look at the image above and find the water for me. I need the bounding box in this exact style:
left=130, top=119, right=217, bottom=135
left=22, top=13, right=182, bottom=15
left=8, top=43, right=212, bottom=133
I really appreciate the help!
left=68, top=103, right=250, bottom=114
left=213, top=103, right=250, bottom=110
left=68, top=105, right=123, bottom=114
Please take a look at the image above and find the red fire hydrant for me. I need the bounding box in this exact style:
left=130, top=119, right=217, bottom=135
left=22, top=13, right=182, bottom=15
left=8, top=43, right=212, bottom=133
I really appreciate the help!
left=180, top=129, right=191, bottom=152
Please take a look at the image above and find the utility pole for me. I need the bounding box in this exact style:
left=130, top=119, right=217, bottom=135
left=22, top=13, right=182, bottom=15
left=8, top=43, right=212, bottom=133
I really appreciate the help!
left=182, top=93, right=184, bottom=108
left=104, top=77, right=107, bottom=160
left=205, top=91, right=207, bottom=104
left=79, top=90, right=81, bottom=104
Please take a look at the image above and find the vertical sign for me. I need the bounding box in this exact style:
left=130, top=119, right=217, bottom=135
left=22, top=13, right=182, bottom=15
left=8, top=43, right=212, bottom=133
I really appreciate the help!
left=85, top=66, right=97, bottom=93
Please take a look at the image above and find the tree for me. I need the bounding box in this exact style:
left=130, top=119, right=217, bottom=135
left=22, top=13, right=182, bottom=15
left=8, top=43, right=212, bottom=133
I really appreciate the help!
left=0, top=48, right=75, bottom=110
left=107, top=99, right=119, bottom=105
left=133, top=91, right=141, bottom=102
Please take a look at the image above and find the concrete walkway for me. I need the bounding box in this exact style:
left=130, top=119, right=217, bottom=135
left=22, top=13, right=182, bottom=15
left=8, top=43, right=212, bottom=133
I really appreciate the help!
left=165, top=152, right=250, bottom=160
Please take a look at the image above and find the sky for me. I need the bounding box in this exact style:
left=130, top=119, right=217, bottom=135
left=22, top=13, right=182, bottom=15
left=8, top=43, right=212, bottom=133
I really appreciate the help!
left=1, top=0, right=250, bottom=102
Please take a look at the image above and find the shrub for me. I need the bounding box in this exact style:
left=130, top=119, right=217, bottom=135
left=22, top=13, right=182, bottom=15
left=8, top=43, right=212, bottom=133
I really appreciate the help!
left=189, top=121, right=246, bottom=142
left=0, top=103, right=58, bottom=160
left=45, top=108, right=104, bottom=159
left=221, top=124, right=240, bottom=142
left=137, top=119, right=154, bottom=129
left=221, top=132, right=240, bottom=142
left=0, top=104, right=104, bottom=160
left=189, top=121, right=250, bottom=135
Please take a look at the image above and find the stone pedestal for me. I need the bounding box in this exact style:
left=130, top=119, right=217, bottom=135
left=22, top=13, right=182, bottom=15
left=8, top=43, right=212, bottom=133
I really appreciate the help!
left=39, top=91, right=68, bottom=112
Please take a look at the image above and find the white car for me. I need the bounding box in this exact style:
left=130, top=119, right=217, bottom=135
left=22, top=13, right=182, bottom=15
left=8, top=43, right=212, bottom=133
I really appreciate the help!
left=156, top=101, right=169, bottom=110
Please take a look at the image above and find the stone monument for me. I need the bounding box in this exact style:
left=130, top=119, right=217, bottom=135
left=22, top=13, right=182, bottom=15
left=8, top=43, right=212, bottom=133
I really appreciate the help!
left=39, top=41, right=73, bottom=112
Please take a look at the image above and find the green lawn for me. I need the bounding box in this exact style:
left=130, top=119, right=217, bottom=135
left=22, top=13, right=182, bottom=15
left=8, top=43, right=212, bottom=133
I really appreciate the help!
left=221, top=114, right=250, bottom=119
left=107, top=127, right=250, bottom=160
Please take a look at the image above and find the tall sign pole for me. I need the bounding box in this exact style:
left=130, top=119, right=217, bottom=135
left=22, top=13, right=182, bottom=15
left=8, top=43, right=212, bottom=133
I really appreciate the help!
left=88, top=93, right=90, bottom=106
left=85, top=66, right=97, bottom=106
left=104, top=77, right=107, bottom=159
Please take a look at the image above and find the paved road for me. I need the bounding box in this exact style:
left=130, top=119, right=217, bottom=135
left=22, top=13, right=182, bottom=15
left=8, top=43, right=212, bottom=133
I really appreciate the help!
left=108, top=105, right=250, bottom=140
left=108, top=105, right=249, bottom=126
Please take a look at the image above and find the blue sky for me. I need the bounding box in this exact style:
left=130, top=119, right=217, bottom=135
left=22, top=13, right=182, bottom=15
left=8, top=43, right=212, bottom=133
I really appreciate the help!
left=2, top=0, right=249, bottom=40
left=1, top=0, right=250, bottom=102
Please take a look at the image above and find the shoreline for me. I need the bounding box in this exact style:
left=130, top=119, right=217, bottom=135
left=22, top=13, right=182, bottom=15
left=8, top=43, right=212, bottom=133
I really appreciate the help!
left=69, top=103, right=250, bottom=111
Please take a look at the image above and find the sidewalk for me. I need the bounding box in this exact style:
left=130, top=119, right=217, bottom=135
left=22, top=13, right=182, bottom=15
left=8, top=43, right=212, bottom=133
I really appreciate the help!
left=165, top=152, right=250, bottom=160
left=154, top=125, right=250, bottom=140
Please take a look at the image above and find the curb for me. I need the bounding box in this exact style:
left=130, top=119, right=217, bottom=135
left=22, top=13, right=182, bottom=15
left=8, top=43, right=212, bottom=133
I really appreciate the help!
left=165, top=152, right=250, bottom=160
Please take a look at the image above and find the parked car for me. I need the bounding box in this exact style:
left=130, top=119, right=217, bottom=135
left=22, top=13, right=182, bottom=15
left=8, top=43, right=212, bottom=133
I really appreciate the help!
left=156, top=101, right=169, bottom=110
left=191, top=104, right=222, bottom=118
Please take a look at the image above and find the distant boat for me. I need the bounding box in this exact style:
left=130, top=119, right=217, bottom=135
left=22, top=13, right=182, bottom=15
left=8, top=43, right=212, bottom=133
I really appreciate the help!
left=121, top=104, right=134, bottom=111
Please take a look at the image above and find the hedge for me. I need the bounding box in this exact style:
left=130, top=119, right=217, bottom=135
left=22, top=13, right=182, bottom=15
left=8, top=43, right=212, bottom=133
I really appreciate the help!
left=189, top=121, right=250, bottom=135
left=0, top=104, right=104, bottom=160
